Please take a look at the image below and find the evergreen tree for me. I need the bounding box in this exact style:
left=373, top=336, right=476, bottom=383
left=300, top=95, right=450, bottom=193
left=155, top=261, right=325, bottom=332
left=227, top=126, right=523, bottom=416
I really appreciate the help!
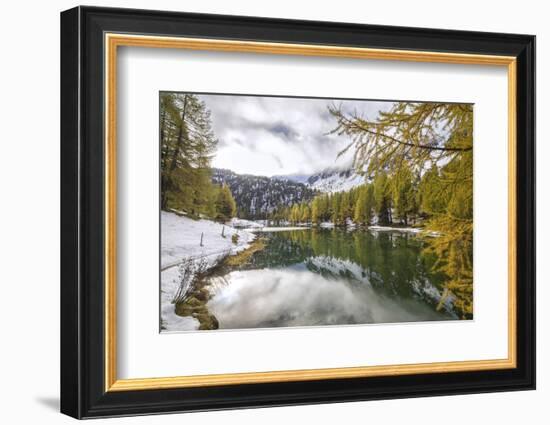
left=391, top=164, right=416, bottom=225
left=331, top=193, right=341, bottom=225
left=215, top=184, right=237, bottom=222
left=418, top=164, right=445, bottom=216
left=160, top=93, right=218, bottom=215
left=311, top=198, right=321, bottom=225
left=353, top=184, right=374, bottom=226
left=300, top=204, right=311, bottom=223
left=373, top=172, right=392, bottom=225
left=329, top=101, right=474, bottom=317
left=340, top=192, right=352, bottom=223
left=290, top=204, right=300, bottom=224
left=320, top=195, right=330, bottom=222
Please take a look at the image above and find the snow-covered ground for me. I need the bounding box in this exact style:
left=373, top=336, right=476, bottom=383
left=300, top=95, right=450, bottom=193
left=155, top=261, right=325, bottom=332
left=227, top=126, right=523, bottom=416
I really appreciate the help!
left=367, top=225, right=440, bottom=237
left=161, top=212, right=255, bottom=270
left=250, top=226, right=310, bottom=232
left=368, top=225, right=422, bottom=234
left=161, top=211, right=256, bottom=332
left=228, top=217, right=264, bottom=229
left=161, top=265, right=200, bottom=331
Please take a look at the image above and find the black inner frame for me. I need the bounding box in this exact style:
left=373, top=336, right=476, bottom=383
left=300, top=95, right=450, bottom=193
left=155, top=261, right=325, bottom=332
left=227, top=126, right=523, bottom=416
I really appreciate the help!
left=60, top=6, right=535, bottom=419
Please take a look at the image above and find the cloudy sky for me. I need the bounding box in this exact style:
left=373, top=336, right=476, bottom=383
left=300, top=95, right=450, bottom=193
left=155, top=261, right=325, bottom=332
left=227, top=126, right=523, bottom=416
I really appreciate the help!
left=197, top=94, right=393, bottom=177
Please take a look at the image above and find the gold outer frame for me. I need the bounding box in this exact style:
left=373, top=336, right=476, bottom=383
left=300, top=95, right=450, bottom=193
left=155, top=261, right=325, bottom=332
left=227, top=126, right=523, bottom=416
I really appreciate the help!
left=104, top=33, right=517, bottom=392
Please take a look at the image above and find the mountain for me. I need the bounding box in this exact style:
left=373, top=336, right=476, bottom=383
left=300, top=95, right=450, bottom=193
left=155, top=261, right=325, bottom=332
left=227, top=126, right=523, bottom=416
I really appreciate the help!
left=306, top=168, right=365, bottom=193
left=212, top=168, right=317, bottom=219
left=273, top=167, right=366, bottom=194
left=271, top=173, right=311, bottom=185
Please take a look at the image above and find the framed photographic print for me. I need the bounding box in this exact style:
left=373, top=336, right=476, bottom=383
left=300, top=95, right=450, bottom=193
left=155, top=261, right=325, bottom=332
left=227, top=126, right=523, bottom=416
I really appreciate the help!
left=60, top=6, right=536, bottom=419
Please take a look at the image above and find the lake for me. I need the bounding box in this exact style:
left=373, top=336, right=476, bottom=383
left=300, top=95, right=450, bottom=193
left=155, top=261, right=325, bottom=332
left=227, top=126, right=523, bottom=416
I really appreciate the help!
left=204, top=228, right=458, bottom=330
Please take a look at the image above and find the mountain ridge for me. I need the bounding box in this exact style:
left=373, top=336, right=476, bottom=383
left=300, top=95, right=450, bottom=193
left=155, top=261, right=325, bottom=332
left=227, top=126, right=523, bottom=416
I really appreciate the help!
left=212, top=168, right=317, bottom=219
left=273, top=167, right=366, bottom=193
left=212, top=166, right=366, bottom=219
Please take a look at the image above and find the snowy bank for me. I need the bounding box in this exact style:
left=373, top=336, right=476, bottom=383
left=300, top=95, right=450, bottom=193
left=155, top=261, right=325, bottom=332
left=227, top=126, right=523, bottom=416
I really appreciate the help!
left=161, top=212, right=255, bottom=270
left=368, top=225, right=422, bottom=234
left=250, top=226, right=310, bottom=232
left=228, top=217, right=264, bottom=229
left=161, top=211, right=256, bottom=332
left=368, top=225, right=441, bottom=237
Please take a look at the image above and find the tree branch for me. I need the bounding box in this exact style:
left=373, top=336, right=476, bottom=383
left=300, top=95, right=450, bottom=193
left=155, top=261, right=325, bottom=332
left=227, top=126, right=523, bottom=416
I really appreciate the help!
left=341, top=114, right=473, bottom=152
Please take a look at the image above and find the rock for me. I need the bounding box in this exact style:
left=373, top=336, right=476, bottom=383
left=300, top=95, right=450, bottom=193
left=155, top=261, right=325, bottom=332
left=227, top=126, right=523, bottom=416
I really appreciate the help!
left=196, top=313, right=219, bottom=330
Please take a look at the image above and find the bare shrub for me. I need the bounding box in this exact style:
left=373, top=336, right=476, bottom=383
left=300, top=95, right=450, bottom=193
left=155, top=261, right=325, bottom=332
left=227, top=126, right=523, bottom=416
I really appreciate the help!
left=172, top=257, right=209, bottom=304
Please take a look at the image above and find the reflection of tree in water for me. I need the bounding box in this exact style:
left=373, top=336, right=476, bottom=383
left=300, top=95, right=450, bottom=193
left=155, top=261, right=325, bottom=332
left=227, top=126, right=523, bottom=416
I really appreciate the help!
left=239, top=229, right=459, bottom=317
left=238, top=233, right=314, bottom=269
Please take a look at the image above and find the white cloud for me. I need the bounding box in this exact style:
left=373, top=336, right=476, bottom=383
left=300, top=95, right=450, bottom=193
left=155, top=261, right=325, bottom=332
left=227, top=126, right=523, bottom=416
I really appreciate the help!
left=198, top=94, right=393, bottom=176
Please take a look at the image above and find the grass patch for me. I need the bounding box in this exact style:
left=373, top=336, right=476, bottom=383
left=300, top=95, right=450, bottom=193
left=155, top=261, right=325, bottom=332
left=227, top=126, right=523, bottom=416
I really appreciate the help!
left=223, top=237, right=266, bottom=267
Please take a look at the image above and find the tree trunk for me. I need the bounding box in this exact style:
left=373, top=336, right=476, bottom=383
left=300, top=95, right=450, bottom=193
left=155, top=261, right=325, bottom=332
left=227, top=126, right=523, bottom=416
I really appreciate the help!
left=160, top=106, right=167, bottom=147
left=169, top=95, right=188, bottom=173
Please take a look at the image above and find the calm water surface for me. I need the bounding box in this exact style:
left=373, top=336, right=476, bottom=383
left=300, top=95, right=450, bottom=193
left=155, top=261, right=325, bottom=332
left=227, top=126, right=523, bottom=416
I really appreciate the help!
left=206, top=228, right=457, bottom=329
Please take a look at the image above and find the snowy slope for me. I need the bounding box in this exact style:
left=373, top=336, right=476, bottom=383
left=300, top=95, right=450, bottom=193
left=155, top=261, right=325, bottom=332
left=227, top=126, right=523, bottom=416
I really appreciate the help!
left=161, top=211, right=256, bottom=332
left=271, top=173, right=311, bottom=184
left=228, top=217, right=264, bottom=229
left=274, top=167, right=366, bottom=194
left=161, top=212, right=255, bottom=270
left=306, top=168, right=365, bottom=193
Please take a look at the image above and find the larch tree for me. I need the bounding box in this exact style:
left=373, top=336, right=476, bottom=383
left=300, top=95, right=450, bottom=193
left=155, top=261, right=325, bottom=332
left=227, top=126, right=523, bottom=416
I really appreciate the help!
left=354, top=184, right=374, bottom=226
left=160, top=93, right=218, bottom=215
left=329, top=101, right=474, bottom=317
left=391, top=163, right=416, bottom=225
left=311, top=197, right=321, bottom=225
left=373, top=171, right=392, bottom=225
left=215, top=184, right=237, bottom=222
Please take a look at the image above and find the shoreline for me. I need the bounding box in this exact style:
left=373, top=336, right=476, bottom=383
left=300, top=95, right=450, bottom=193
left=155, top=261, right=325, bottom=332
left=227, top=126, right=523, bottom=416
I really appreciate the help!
left=160, top=211, right=257, bottom=332
left=239, top=222, right=435, bottom=236
left=161, top=213, right=440, bottom=332
left=173, top=236, right=268, bottom=330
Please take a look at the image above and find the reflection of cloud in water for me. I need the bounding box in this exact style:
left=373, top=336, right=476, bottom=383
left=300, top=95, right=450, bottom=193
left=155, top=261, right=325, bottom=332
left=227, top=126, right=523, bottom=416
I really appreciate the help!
left=207, top=263, right=449, bottom=330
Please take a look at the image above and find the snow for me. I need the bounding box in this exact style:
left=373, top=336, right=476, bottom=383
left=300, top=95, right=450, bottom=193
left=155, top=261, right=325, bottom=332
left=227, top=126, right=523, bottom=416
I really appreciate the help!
left=250, top=226, right=310, bottom=232
left=274, top=167, right=366, bottom=194
left=161, top=212, right=256, bottom=332
left=308, top=170, right=365, bottom=193
left=367, top=226, right=441, bottom=238
left=228, top=217, right=264, bottom=229
left=161, top=212, right=255, bottom=270
left=272, top=173, right=310, bottom=184
left=368, top=225, right=422, bottom=234
left=161, top=264, right=200, bottom=332
left=346, top=218, right=357, bottom=229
